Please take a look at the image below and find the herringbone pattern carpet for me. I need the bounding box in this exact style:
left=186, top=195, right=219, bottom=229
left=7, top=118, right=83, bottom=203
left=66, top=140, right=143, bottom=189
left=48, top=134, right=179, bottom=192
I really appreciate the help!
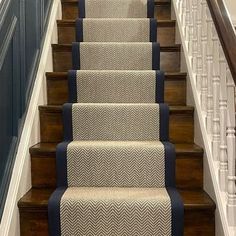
left=48, top=0, right=184, bottom=235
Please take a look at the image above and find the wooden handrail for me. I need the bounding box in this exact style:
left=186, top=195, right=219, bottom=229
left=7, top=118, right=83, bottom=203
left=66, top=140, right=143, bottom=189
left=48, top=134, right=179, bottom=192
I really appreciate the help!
left=206, top=0, right=236, bottom=83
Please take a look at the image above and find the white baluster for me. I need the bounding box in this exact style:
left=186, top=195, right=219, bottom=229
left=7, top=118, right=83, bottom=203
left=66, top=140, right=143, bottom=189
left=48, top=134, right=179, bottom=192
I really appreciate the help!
left=201, top=0, right=207, bottom=112
left=206, top=8, right=213, bottom=134
left=226, top=68, right=236, bottom=226
left=187, top=0, right=193, bottom=58
left=212, top=28, right=220, bottom=161
left=181, top=0, right=187, bottom=35
left=196, top=0, right=202, bottom=91
left=192, top=0, right=198, bottom=76
left=219, top=48, right=228, bottom=191
left=185, top=0, right=190, bottom=47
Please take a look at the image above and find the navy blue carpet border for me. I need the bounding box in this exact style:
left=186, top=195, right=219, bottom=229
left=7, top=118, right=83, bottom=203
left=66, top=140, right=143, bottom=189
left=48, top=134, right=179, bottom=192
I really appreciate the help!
left=72, top=42, right=80, bottom=70
left=147, top=0, right=155, bottom=18
left=56, top=142, right=69, bottom=187
left=48, top=187, right=67, bottom=236
left=62, top=103, right=73, bottom=141
left=75, top=19, right=83, bottom=42
left=68, top=70, right=77, bottom=103
left=167, top=187, right=184, bottom=236
left=163, top=142, right=176, bottom=187
left=78, top=0, right=85, bottom=18
left=159, top=103, right=169, bottom=141
left=150, top=18, right=157, bottom=42
left=152, top=43, right=160, bottom=70
left=155, top=70, right=164, bottom=103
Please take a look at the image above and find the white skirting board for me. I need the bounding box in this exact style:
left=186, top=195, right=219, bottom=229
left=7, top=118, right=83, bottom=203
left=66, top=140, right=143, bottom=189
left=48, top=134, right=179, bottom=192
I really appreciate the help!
left=0, top=0, right=62, bottom=235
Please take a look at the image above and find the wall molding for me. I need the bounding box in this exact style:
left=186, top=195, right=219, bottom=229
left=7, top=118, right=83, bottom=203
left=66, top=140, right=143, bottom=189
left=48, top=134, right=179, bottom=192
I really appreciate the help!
left=0, top=0, right=61, bottom=234
left=0, top=15, right=17, bottom=70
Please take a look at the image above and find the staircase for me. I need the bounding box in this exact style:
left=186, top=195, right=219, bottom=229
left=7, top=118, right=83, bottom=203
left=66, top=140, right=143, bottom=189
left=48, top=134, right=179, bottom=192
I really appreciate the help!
left=18, top=0, right=216, bottom=235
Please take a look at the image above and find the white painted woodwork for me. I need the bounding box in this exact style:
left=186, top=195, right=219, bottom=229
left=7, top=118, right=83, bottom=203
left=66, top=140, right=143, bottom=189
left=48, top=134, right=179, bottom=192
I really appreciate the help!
left=173, top=0, right=236, bottom=228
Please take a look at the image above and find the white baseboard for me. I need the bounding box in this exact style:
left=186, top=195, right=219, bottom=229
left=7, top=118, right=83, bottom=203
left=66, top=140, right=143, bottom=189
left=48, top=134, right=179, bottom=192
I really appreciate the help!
left=0, top=0, right=61, bottom=235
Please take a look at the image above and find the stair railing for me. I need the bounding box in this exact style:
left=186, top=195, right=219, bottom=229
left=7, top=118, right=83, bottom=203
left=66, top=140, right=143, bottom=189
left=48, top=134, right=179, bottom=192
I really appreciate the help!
left=173, top=0, right=236, bottom=226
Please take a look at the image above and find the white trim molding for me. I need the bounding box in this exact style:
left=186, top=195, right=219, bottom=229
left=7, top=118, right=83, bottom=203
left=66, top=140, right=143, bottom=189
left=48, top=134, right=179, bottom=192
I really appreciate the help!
left=172, top=0, right=236, bottom=235
left=0, top=0, right=61, bottom=235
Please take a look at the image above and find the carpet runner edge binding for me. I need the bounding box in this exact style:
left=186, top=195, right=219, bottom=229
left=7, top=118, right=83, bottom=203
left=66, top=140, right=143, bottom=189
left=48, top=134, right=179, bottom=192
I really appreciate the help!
left=48, top=0, right=184, bottom=235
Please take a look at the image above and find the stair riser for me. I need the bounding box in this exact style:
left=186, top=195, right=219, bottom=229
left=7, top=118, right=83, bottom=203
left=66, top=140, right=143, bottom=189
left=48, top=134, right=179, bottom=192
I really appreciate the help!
left=52, top=45, right=181, bottom=72
left=47, top=76, right=186, bottom=106
left=62, top=3, right=171, bottom=20
left=19, top=209, right=215, bottom=236
left=31, top=153, right=203, bottom=189
left=57, top=22, right=176, bottom=46
left=39, top=108, right=194, bottom=143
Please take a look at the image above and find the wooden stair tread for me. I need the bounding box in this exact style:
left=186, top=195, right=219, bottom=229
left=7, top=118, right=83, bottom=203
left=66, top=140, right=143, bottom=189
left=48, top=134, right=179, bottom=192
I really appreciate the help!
left=46, top=71, right=187, bottom=81
left=57, top=19, right=176, bottom=27
left=30, top=142, right=203, bottom=158
left=52, top=43, right=181, bottom=52
left=38, top=104, right=194, bottom=114
left=18, top=188, right=215, bottom=211
left=61, top=0, right=171, bottom=5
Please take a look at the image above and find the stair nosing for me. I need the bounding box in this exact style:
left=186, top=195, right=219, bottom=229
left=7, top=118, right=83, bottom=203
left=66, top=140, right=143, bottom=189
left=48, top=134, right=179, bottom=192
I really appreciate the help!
left=61, top=0, right=171, bottom=6
left=18, top=188, right=216, bottom=212
left=52, top=43, right=181, bottom=52
left=57, top=19, right=176, bottom=26
left=46, top=71, right=187, bottom=81
left=30, top=142, right=203, bottom=158
left=38, top=105, right=194, bottom=114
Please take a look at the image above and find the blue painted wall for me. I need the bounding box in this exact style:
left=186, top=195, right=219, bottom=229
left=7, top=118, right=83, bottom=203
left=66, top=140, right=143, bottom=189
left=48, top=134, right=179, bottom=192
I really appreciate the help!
left=0, top=0, right=52, bottom=220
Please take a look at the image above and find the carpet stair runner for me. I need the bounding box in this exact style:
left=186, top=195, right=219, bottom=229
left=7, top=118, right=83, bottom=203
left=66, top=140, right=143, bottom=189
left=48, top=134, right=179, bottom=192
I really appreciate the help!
left=75, top=18, right=157, bottom=42
left=47, top=0, right=184, bottom=235
left=18, top=0, right=216, bottom=235
left=68, top=70, right=164, bottom=103
left=72, top=42, right=160, bottom=70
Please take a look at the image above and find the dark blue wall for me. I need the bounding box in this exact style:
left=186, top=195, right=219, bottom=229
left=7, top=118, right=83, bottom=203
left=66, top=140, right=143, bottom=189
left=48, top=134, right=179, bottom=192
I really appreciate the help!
left=0, top=0, right=52, bottom=220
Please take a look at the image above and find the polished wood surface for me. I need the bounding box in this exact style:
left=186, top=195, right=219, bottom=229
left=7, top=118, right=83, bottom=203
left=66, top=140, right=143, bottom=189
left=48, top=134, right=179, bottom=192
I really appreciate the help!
left=207, top=0, right=236, bottom=82
left=46, top=71, right=186, bottom=106
left=18, top=188, right=215, bottom=236
left=39, top=105, right=194, bottom=143
left=57, top=19, right=176, bottom=46
left=52, top=44, right=181, bottom=72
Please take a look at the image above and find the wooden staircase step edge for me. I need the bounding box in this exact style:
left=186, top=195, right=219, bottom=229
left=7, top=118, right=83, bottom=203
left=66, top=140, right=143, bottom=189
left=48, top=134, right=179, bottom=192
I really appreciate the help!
left=51, top=43, right=181, bottom=52
left=61, top=0, right=171, bottom=6
left=38, top=104, right=194, bottom=115
left=18, top=188, right=215, bottom=212
left=46, top=72, right=187, bottom=82
left=29, top=142, right=203, bottom=158
left=46, top=71, right=187, bottom=81
left=57, top=19, right=176, bottom=27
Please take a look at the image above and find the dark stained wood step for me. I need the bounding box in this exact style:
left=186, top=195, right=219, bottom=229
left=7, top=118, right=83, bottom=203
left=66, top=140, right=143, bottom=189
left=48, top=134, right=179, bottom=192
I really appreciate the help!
left=18, top=188, right=215, bottom=236
left=61, top=1, right=172, bottom=20
left=39, top=105, right=194, bottom=144
left=52, top=44, right=181, bottom=72
left=57, top=19, right=176, bottom=46
left=30, top=142, right=203, bottom=189
left=46, top=71, right=186, bottom=106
